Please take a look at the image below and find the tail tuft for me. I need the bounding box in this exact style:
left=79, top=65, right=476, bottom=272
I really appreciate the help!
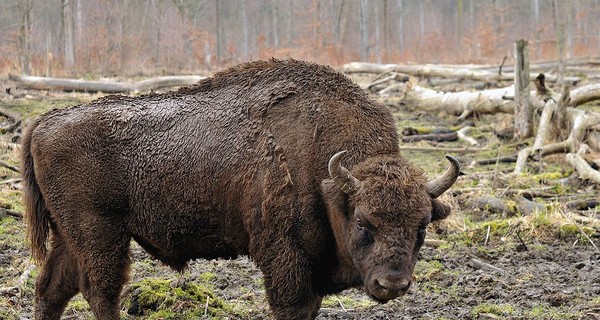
left=21, top=119, right=50, bottom=264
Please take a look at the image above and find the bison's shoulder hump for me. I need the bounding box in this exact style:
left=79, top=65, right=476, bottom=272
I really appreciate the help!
left=178, top=58, right=363, bottom=98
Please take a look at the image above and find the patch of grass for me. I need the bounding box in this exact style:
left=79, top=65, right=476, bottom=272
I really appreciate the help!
left=441, top=204, right=597, bottom=248
left=0, top=297, right=20, bottom=320
left=0, top=98, right=83, bottom=119
left=590, top=296, right=600, bottom=307
left=0, top=216, right=25, bottom=251
left=525, top=305, right=582, bottom=319
left=414, top=259, right=444, bottom=281
left=122, top=277, right=229, bottom=319
left=471, top=303, right=515, bottom=317
left=0, top=189, right=24, bottom=213
left=63, top=295, right=94, bottom=319
left=199, top=272, right=217, bottom=282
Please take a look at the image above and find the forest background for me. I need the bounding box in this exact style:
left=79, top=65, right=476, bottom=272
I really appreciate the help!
left=2, top=0, right=600, bottom=77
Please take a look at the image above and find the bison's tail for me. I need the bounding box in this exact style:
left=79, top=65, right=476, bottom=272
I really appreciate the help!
left=21, top=119, right=50, bottom=264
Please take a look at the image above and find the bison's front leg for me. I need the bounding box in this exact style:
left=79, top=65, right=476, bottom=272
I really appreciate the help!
left=260, top=250, right=323, bottom=320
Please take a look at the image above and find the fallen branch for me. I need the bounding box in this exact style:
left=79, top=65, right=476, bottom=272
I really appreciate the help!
left=532, top=99, right=557, bottom=150
left=566, top=152, right=600, bottom=184
left=570, top=83, right=600, bottom=107
left=360, top=72, right=409, bottom=91
left=469, top=257, right=505, bottom=273
left=476, top=154, right=518, bottom=165
left=401, top=131, right=458, bottom=143
left=0, top=160, right=19, bottom=173
left=398, top=145, right=487, bottom=153
left=9, top=74, right=205, bottom=93
left=0, top=208, right=23, bottom=219
left=565, top=199, right=599, bottom=210
left=0, top=178, right=21, bottom=185
left=342, top=62, right=580, bottom=84
left=457, top=126, right=479, bottom=146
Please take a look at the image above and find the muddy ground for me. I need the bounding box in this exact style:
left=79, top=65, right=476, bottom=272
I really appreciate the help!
left=0, top=75, right=599, bottom=320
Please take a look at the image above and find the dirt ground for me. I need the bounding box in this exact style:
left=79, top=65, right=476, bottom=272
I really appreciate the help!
left=3, top=228, right=598, bottom=319
left=0, top=76, right=599, bottom=320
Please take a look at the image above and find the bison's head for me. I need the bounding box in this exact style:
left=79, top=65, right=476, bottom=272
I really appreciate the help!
left=322, top=151, right=459, bottom=302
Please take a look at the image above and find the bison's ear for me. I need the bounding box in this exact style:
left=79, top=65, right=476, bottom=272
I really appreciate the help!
left=321, top=179, right=350, bottom=217
left=431, top=199, right=451, bottom=222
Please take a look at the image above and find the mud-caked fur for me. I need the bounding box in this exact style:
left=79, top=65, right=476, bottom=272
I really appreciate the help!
left=22, top=58, right=455, bottom=320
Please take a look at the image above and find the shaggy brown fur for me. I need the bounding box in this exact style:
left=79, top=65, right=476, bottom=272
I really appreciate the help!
left=22, top=58, right=456, bottom=320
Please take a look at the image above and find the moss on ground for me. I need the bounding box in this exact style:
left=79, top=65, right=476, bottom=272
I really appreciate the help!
left=525, top=305, right=582, bottom=320
left=471, top=303, right=515, bottom=317
left=122, top=278, right=229, bottom=319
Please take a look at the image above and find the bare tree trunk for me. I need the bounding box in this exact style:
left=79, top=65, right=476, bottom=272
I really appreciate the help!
left=241, top=0, right=249, bottom=58
left=63, top=0, right=75, bottom=72
left=397, top=0, right=404, bottom=54
left=288, top=0, right=294, bottom=47
left=382, top=0, right=388, bottom=62
left=75, top=0, right=82, bottom=48
left=334, top=0, right=345, bottom=44
left=456, top=0, right=463, bottom=51
left=552, top=0, right=566, bottom=89
left=18, top=0, right=32, bottom=75
left=271, top=0, right=279, bottom=48
left=374, top=2, right=381, bottom=63
left=215, top=0, right=222, bottom=64
left=532, top=0, right=541, bottom=59
left=45, top=31, right=52, bottom=77
left=514, top=40, right=532, bottom=139
left=359, top=0, right=368, bottom=61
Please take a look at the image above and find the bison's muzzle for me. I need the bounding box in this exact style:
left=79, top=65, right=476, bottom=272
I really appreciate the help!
left=367, top=272, right=412, bottom=301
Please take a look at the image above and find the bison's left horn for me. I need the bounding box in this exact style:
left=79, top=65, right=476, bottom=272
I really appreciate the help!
left=426, top=155, right=460, bottom=198
left=328, top=150, right=362, bottom=196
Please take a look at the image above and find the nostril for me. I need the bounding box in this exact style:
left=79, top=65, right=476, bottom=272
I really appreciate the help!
left=397, top=278, right=411, bottom=291
left=377, top=276, right=411, bottom=292
left=374, top=279, right=389, bottom=292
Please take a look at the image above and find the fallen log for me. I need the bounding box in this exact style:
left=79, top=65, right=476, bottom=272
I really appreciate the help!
left=8, top=74, right=206, bottom=93
left=401, top=131, right=458, bottom=143
left=401, top=84, right=515, bottom=120
left=342, top=62, right=580, bottom=84
left=565, top=199, right=599, bottom=210
left=566, top=152, right=600, bottom=184
left=570, top=83, right=600, bottom=107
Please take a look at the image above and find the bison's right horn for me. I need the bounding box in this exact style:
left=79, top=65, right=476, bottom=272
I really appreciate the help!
left=425, top=155, right=460, bottom=198
left=328, top=150, right=362, bottom=196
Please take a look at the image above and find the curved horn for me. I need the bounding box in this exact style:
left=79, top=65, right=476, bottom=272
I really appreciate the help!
left=426, top=155, right=461, bottom=198
left=328, top=150, right=362, bottom=195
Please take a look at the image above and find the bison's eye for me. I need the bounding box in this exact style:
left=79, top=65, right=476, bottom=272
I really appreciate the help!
left=358, top=227, right=374, bottom=246
left=356, top=218, right=364, bottom=230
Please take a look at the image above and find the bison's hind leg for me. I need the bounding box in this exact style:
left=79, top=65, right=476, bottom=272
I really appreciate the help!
left=34, top=235, right=80, bottom=320
left=74, top=223, right=131, bottom=320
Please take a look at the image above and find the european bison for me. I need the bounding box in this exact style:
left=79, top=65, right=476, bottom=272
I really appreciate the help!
left=22, top=59, right=460, bottom=320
